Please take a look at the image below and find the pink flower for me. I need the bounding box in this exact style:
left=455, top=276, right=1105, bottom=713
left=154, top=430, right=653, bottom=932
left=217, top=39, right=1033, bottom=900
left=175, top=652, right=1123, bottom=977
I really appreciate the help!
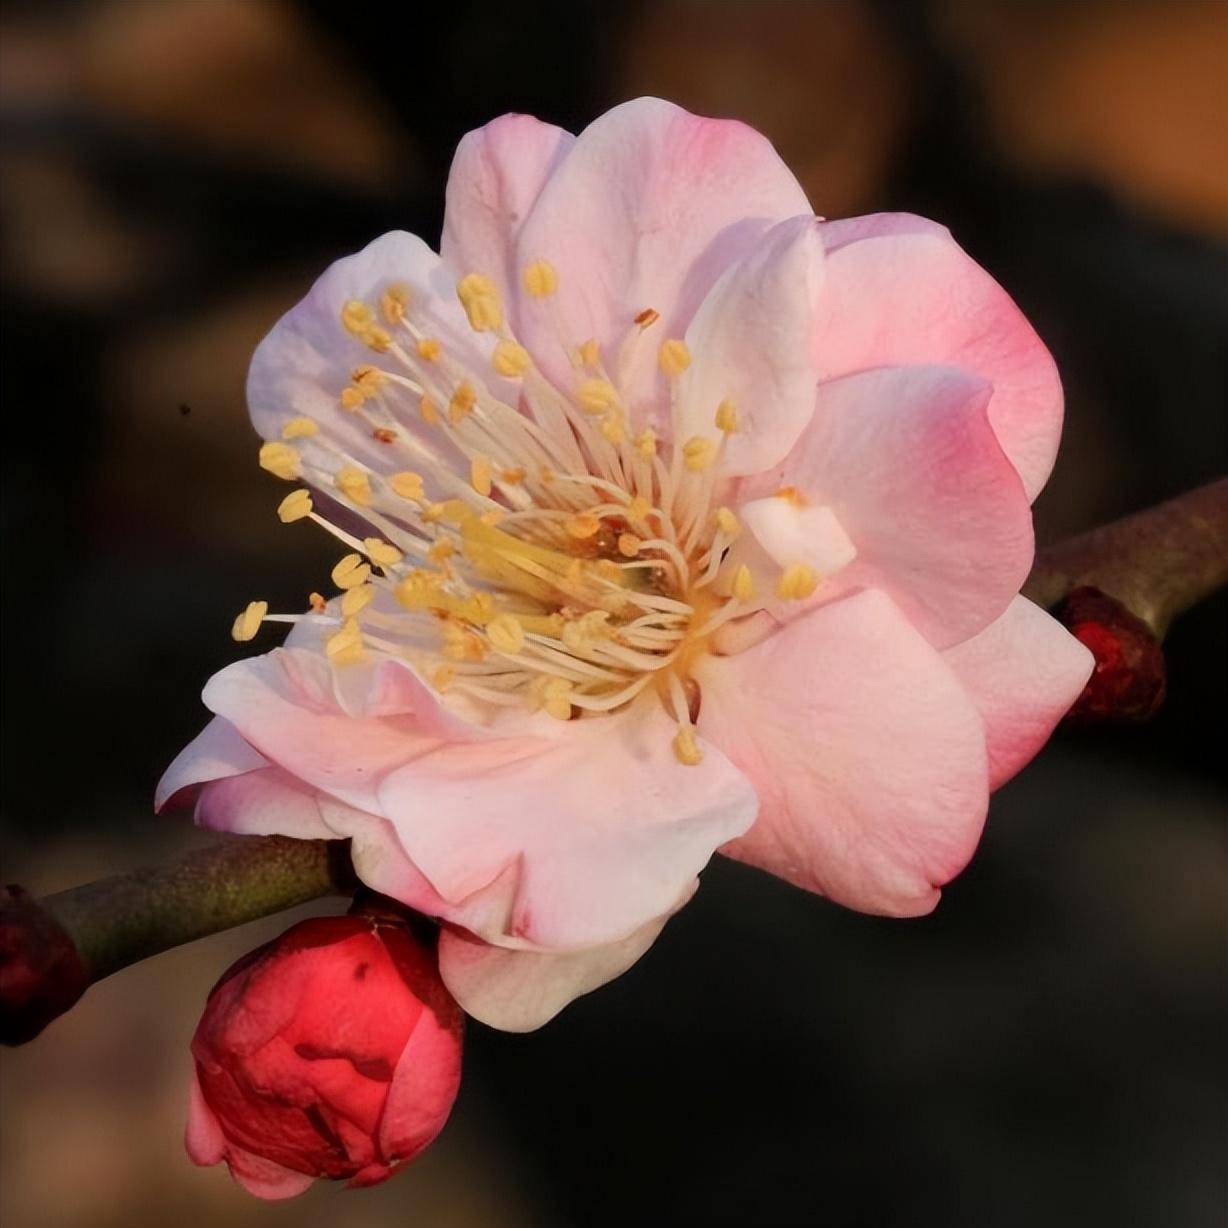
left=187, top=913, right=462, bottom=1198
left=159, top=98, right=1093, bottom=1032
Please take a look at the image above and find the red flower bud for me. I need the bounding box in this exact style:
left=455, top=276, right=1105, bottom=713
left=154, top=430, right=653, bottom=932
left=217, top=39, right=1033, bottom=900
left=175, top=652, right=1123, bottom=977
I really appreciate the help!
left=187, top=913, right=463, bottom=1199
left=1058, top=586, right=1167, bottom=722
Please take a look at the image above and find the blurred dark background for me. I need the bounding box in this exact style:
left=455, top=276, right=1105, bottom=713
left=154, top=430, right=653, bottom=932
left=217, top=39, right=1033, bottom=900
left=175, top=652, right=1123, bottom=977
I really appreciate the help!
left=1, top=2, right=1225, bottom=1225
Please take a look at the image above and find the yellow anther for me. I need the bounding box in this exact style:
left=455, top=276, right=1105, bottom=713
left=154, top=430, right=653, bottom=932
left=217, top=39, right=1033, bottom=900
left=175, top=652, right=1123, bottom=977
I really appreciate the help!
left=363, top=537, right=402, bottom=568
left=448, top=381, right=477, bottom=424
left=539, top=464, right=555, bottom=485
left=277, top=488, right=313, bottom=523
left=601, top=412, right=626, bottom=445
left=340, top=583, right=376, bottom=618
left=682, top=435, right=717, bottom=472
left=339, top=386, right=366, bottom=411
left=486, top=614, right=526, bottom=655
left=259, top=441, right=300, bottom=481
left=479, top=508, right=504, bottom=527
left=331, top=553, right=371, bottom=590
left=634, top=307, right=660, bottom=329
left=281, top=416, right=319, bottom=440
left=501, top=466, right=525, bottom=485
left=325, top=618, right=365, bottom=666
left=428, top=540, right=455, bottom=563
left=731, top=563, right=755, bottom=602
left=561, top=610, right=612, bottom=651
left=414, top=337, right=439, bottom=363
left=576, top=378, right=619, bottom=414
left=775, top=485, right=806, bottom=506
left=715, top=399, right=738, bottom=433
left=776, top=563, right=819, bottom=601
left=380, top=282, right=410, bottom=324
left=565, top=513, right=601, bottom=539
left=394, top=569, right=442, bottom=609
left=340, top=300, right=373, bottom=335
left=492, top=340, right=530, bottom=377
left=659, top=338, right=691, bottom=377
left=422, top=501, right=447, bottom=524
left=420, top=394, right=441, bottom=425
left=456, top=273, right=502, bottom=332
left=230, top=600, right=267, bottom=643
left=522, top=260, right=558, bottom=298
left=538, top=676, right=574, bottom=720
left=578, top=338, right=601, bottom=367
left=713, top=506, right=740, bottom=538
left=441, top=620, right=485, bottom=662
left=595, top=559, right=623, bottom=581
left=335, top=465, right=373, bottom=506
left=373, top=427, right=397, bottom=444
left=352, top=364, right=384, bottom=389
left=308, top=591, right=327, bottom=613
left=361, top=325, right=392, bottom=353
left=618, top=533, right=642, bottom=557
left=470, top=454, right=493, bottom=497
left=390, top=471, right=425, bottom=501
left=634, top=428, right=657, bottom=459
left=627, top=495, right=651, bottom=522
left=431, top=665, right=455, bottom=693
left=672, top=726, right=704, bottom=766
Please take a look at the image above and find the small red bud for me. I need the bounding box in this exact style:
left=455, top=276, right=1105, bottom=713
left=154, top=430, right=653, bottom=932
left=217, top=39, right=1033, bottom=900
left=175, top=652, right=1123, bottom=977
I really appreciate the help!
left=1058, top=586, right=1167, bottom=722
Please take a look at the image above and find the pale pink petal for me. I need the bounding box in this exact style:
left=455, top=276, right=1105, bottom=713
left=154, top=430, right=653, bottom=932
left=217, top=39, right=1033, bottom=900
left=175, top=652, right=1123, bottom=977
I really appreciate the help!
left=737, top=498, right=858, bottom=577
left=739, top=365, right=1033, bottom=649
left=155, top=717, right=268, bottom=811
left=201, top=648, right=476, bottom=812
left=437, top=906, right=675, bottom=1032
left=246, top=230, right=500, bottom=473
left=441, top=113, right=575, bottom=309
left=185, top=1070, right=227, bottom=1166
left=696, top=590, right=988, bottom=916
left=677, top=215, right=824, bottom=475
left=378, top=700, right=758, bottom=948
left=944, top=596, right=1094, bottom=789
left=195, top=767, right=335, bottom=840
left=816, top=215, right=1062, bottom=499
left=513, top=97, right=810, bottom=421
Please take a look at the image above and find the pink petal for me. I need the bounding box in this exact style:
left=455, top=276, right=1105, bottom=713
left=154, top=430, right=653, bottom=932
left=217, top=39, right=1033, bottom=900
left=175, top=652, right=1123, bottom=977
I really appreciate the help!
left=246, top=230, right=498, bottom=473
left=185, top=1069, right=227, bottom=1166
left=739, top=365, right=1034, bottom=649
left=678, top=214, right=824, bottom=475
left=201, top=648, right=468, bottom=812
left=816, top=214, right=1062, bottom=500
left=378, top=700, right=757, bottom=948
left=437, top=905, right=677, bottom=1032
left=155, top=717, right=268, bottom=811
left=696, top=589, right=989, bottom=916
left=513, top=97, right=810, bottom=422
left=944, top=596, right=1094, bottom=789
left=441, top=113, right=575, bottom=310
left=195, top=766, right=335, bottom=840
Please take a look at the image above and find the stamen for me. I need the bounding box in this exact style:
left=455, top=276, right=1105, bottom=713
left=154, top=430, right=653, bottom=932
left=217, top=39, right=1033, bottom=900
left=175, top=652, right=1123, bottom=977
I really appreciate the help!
left=277, top=489, right=313, bottom=523
left=776, top=563, right=819, bottom=601
left=658, top=339, right=691, bottom=377
left=259, top=442, right=300, bottom=481
left=231, top=600, right=267, bottom=642
left=325, top=618, right=365, bottom=666
left=522, top=260, right=558, bottom=299
left=331, top=554, right=372, bottom=590
left=281, top=416, right=319, bottom=440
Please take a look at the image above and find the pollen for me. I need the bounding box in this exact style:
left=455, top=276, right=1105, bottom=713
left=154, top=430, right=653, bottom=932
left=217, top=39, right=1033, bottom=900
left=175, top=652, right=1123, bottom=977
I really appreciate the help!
left=565, top=512, right=601, bottom=539
left=259, top=441, right=300, bottom=481
left=341, top=583, right=376, bottom=618
left=281, top=416, right=318, bottom=440
left=492, top=340, right=530, bottom=377
left=578, top=339, right=601, bottom=367
left=658, top=339, right=691, bottom=377
left=601, top=412, right=626, bottom=445
left=420, top=394, right=441, bottom=425
left=486, top=613, right=527, bottom=655
left=340, top=300, right=373, bottom=335
left=231, top=600, right=267, bottom=642
left=339, top=386, right=366, bottom=411
left=776, top=563, right=818, bottom=601
left=277, top=488, right=313, bottom=523
left=713, top=506, right=740, bottom=538
left=682, top=436, right=716, bottom=472
left=715, top=399, right=738, bottom=433
left=308, top=591, right=327, bottom=613
left=363, top=537, right=402, bottom=568
left=456, top=273, right=502, bottom=332
left=448, top=381, right=477, bottom=423
left=336, top=466, right=373, bottom=506
left=775, top=486, right=806, bottom=506
left=417, top=337, right=441, bottom=362
left=390, top=470, right=425, bottom=501
left=325, top=618, right=366, bottom=666
left=331, top=553, right=372, bottom=590
left=618, top=533, right=642, bottom=557
left=635, top=307, right=660, bottom=329
left=522, top=260, right=558, bottom=298
left=672, top=726, right=703, bottom=766
left=576, top=379, right=618, bottom=414
left=470, top=454, right=493, bottom=496
left=362, top=325, right=392, bottom=353
left=380, top=282, right=410, bottom=324
left=732, top=564, right=754, bottom=601
left=634, top=428, right=658, bottom=459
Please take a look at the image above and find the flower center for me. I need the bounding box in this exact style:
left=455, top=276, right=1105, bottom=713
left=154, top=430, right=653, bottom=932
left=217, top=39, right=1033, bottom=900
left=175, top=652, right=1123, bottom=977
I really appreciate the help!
left=242, top=261, right=795, bottom=764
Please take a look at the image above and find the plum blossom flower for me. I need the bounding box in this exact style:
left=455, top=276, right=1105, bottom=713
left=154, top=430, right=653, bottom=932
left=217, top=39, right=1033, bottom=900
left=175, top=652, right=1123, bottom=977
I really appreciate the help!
left=187, top=913, right=463, bottom=1198
left=158, top=98, right=1093, bottom=1032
